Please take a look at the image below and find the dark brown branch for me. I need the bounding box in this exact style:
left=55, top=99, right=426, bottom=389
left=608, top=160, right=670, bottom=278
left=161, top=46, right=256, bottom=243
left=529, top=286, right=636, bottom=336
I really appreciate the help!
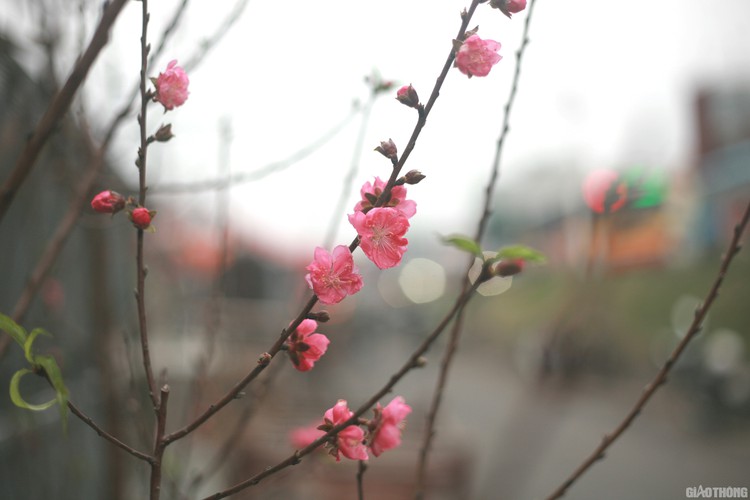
left=136, top=0, right=159, bottom=411
left=545, top=199, right=750, bottom=500
left=150, top=385, right=171, bottom=500
left=0, top=0, right=129, bottom=223
left=67, top=399, right=154, bottom=464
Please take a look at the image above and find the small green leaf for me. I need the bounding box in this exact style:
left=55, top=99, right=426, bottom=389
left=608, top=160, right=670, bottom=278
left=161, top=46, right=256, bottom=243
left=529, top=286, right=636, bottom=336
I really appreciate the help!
left=496, top=245, right=546, bottom=264
left=0, top=313, right=27, bottom=348
left=24, top=328, right=52, bottom=364
left=9, top=368, right=57, bottom=412
left=36, top=355, right=69, bottom=432
left=442, top=234, right=483, bottom=259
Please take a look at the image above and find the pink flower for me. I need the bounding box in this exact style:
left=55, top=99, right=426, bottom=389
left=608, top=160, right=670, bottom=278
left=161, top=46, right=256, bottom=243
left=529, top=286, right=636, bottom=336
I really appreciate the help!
left=323, top=400, right=368, bottom=461
left=130, top=207, right=155, bottom=230
left=582, top=169, right=628, bottom=214
left=368, top=396, right=412, bottom=457
left=354, top=177, right=417, bottom=219
left=154, top=60, right=189, bottom=110
left=349, top=207, right=410, bottom=269
left=290, top=424, right=326, bottom=450
left=286, top=319, right=330, bottom=372
left=91, top=190, right=126, bottom=214
left=305, top=246, right=364, bottom=305
left=455, top=34, right=502, bottom=78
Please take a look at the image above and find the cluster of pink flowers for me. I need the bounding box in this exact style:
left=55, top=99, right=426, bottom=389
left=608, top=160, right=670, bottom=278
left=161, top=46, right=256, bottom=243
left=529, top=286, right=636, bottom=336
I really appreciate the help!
left=349, top=176, right=416, bottom=270
left=153, top=60, right=189, bottom=111
left=290, top=397, right=412, bottom=461
left=304, top=176, right=416, bottom=305
left=285, top=319, right=330, bottom=372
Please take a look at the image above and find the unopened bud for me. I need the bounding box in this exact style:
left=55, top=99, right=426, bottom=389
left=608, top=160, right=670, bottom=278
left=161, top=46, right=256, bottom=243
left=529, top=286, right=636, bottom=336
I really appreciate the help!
left=489, top=0, right=527, bottom=18
left=91, top=190, right=126, bottom=214
left=154, top=123, right=174, bottom=143
left=493, top=259, right=525, bottom=277
left=375, top=138, right=398, bottom=160
left=396, top=84, right=419, bottom=109
left=403, top=170, right=426, bottom=185
left=307, top=311, right=331, bottom=323
left=258, top=352, right=272, bottom=366
left=129, top=206, right=157, bottom=231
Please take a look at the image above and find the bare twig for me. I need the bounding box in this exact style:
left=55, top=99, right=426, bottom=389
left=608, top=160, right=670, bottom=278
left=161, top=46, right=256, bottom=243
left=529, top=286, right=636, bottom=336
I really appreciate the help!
left=414, top=2, right=538, bottom=496
left=545, top=199, right=750, bottom=500
left=357, top=460, right=368, bottom=500
left=183, top=0, right=252, bottom=73
left=0, top=0, right=128, bottom=223
left=67, top=399, right=154, bottom=464
left=150, top=107, right=359, bottom=194
left=150, top=385, right=171, bottom=500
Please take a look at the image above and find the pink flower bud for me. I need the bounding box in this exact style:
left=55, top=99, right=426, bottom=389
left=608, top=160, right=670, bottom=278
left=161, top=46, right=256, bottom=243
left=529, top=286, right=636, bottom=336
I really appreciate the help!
left=91, top=190, right=126, bottom=214
left=490, top=0, right=527, bottom=18
left=130, top=207, right=156, bottom=230
left=455, top=34, right=502, bottom=78
left=396, top=84, right=420, bottom=108
left=374, top=139, right=398, bottom=161
left=154, top=60, right=189, bottom=111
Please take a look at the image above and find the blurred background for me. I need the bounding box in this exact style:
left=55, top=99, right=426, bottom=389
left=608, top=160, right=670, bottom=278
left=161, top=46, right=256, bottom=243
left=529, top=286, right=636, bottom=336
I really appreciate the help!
left=1, top=0, right=749, bottom=498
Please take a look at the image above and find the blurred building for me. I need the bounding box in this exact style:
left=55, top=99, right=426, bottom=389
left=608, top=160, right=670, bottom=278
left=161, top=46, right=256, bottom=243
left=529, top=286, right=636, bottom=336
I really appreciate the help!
left=693, top=86, right=750, bottom=249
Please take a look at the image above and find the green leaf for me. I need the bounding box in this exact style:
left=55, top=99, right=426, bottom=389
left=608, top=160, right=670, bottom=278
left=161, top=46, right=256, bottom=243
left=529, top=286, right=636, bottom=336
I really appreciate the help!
left=9, top=368, right=57, bottom=412
left=441, top=234, right=483, bottom=259
left=24, top=328, right=52, bottom=364
left=496, top=245, right=546, bottom=264
left=36, top=355, right=69, bottom=433
left=0, top=313, right=27, bottom=348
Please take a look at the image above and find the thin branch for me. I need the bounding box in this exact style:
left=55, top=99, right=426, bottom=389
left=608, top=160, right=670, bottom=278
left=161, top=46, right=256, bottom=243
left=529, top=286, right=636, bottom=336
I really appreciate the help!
left=135, top=0, right=159, bottom=411
left=545, top=198, right=750, bottom=500
left=150, top=107, right=360, bottom=195
left=151, top=385, right=171, bottom=500
left=357, top=460, right=368, bottom=500
left=0, top=0, right=129, bottom=223
left=67, top=399, right=154, bottom=464
left=183, top=0, right=252, bottom=73
left=415, top=2, right=538, bottom=496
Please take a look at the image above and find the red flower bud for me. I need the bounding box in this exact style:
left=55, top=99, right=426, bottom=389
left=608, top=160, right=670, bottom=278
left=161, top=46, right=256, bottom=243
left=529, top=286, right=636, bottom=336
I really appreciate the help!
left=493, top=258, right=525, bottom=277
left=91, top=190, right=126, bottom=214
left=130, top=207, right=156, bottom=231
